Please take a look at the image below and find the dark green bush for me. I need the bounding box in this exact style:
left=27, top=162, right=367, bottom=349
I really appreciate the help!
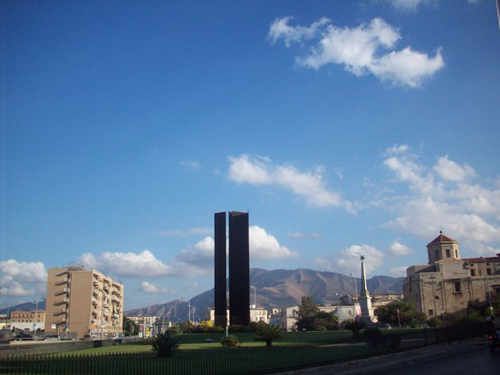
left=363, top=327, right=383, bottom=348
left=220, top=335, right=239, bottom=347
left=151, top=331, right=179, bottom=357
left=383, top=334, right=401, bottom=349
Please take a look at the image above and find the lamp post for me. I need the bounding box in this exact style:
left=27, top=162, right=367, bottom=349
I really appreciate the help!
left=161, top=306, right=165, bottom=334
left=349, top=273, right=358, bottom=304
left=430, top=275, right=437, bottom=317
left=250, top=286, right=257, bottom=308
left=481, top=256, right=494, bottom=315
left=32, top=300, right=39, bottom=338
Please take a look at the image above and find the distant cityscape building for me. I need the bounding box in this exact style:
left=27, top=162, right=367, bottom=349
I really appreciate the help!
left=404, top=232, right=500, bottom=317
left=208, top=307, right=270, bottom=325
left=45, top=267, right=124, bottom=339
left=126, top=315, right=160, bottom=337
left=9, top=310, right=45, bottom=331
left=214, top=211, right=250, bottom=327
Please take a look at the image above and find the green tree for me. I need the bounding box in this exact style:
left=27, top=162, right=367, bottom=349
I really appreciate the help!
left=374, top=301, right=418, bottom=326
left=254, top=323, right=283, bottom=347
left=123, top=317, right=140, bottom=337
left=314, top=311, right=339, bottom=331
left=296, top=295, right=319, bottom=331
left=151, top=331, right=179, bottom=357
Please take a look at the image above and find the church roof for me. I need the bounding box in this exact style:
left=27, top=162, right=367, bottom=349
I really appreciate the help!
left=427, top=232, right=457, bottom=247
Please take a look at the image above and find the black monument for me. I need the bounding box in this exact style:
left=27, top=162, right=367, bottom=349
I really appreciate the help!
left=214, top=211, right=250, bottom=327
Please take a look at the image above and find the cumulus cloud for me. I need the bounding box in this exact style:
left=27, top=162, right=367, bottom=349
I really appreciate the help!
left=78, top=250, right=178, bottom=278
left=0, top=260, right=47, bottom=297
left=318, top=244, right=384, bottom=275
left=140, top=281, right=172, bottom=294
left=390, top=266, right=409, bottom=277
left=176, top=237, right=215, bottom=267
left=228, top=155, right=353, bottom=212
left=379, top=146, right=500, bottom=255
left=269, top=17, right=444, bottom=87
left=386, top=144, right=409, bottom=155
left=433, top=155, right=476, bottom=182
left=389, top=241, right=413, bottom=256
left=250, top=226, right=299, bottom=259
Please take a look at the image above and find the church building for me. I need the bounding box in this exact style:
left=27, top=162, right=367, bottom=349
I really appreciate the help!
left=404, top=232, right=500, bottom=317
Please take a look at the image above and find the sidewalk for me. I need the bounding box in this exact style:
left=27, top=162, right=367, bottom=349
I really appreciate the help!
left=273, top=339, right=487, bottom=375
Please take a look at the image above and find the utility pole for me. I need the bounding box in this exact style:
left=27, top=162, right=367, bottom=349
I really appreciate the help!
left=481, top=257, right=494, bottom=315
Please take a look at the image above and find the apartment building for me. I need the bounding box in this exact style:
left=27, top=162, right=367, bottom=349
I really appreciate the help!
left=10, top=310, right=45, bottom=331
left=45, top=266, right=124, bottom=338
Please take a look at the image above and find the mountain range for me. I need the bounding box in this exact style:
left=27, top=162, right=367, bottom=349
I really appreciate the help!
left=124, top=268, right=404, bottom=321
left=0, top=268, right=403, bottom=320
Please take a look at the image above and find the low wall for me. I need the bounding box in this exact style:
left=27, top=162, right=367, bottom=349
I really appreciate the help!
left=0, top=337, right=139, bottom=357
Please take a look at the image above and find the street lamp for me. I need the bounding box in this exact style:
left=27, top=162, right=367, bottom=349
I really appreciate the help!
left=250, top=286, right=257, bottom=308
left=349, top=273, right=358, bottom=304
left=161, top=306, right=165, bottom=334
left=481, top=256, right=494, bottom=315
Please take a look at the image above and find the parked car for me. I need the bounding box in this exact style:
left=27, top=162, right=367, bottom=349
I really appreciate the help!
left=45, top=335, right=61, bottom=341
left=11, top=333, right=34, bottom=341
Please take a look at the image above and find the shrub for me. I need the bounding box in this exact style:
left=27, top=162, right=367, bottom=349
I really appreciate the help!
left=383, top=334, right=401, bottom=349
left=254, top=323, right=283, bottom=347
left=344, top=319, right=366, bottom=337
left=151, top=331, right=179, bottom=357
left=427, top=316, right=443, bottom=328
left=220, top=335, right=239, bottom=347
left=363, top=327, right=383, bottom=348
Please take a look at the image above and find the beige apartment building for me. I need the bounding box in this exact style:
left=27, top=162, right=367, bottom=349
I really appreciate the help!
left=45, top=267, right=124, bottom=338
left=404, top=233, right=500, bottom=317
left=10, top=310, right=46, bottom=331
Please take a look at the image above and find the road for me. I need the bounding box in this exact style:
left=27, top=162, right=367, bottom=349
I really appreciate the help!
left=382, top=346, right=500, bottom=375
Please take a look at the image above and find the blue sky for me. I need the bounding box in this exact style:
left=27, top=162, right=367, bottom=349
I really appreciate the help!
left=1, top=0, right=499, bottom=310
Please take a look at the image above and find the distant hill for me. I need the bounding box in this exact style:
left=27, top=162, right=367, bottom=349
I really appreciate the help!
left=0, top=300, right=46, bottom=315
left=124, top=268, right=404, bottom=320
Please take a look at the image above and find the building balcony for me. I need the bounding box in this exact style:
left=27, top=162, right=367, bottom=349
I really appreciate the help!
left=53, top=298, right=69, bottom=306
left=55, top=279, right=69, bottom=286
left=92, top=309, right=99, bottom=316
left=55, top=288, right=69, bottom=296
left=53, top=309, right=67, bottom=316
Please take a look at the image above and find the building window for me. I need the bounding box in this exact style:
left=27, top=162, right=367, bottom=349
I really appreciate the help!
left=455, top=250, right=458, bottom=258
left=446, top=249, right=451, bottom=258
left=429, top=309, right=434, bottom=316
left=435, top=250, right=439, bottom=259
left=471, top=269, right=476, bottom=276
left=454, top=281, right=461, bottom=293
left=487, top=268, right=491, bottom=275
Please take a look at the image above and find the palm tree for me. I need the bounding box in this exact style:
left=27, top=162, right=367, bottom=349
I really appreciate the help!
left=255, top=323, right=283, bottom=347
left=152, top=331, right=179, bottom=357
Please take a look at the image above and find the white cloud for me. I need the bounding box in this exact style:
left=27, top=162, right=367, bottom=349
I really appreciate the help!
left=156, top=227, right=212, bottom=236
left=389, top=241, right=413, bottom=256
left=78, top=250, right=176, bottom=278
left=380, top=147, right=500, bottom=254
left=288, top=231, right=305, bottom=238
left=318, top=244, right=384, bottom=275
left=434, top=155, right=476, bottom=182
left=176, top=237, right=214, bottom=266
left=390, top=266, right=408, bottom=277
left=269, top=17, right=444, bottom=87
left=0, top=260, right=47, bottom=297
left=250, top=226, right=299, bottom=260
left=386, top=144, right=409, bottom=155
left=0, top=259, right=47, bottom=283
left=384, top=0, right=431, bottom=10
left=140, top=281, right=171, bottom=294
left=268, top=16, right=330, bottom=47
left=228, top=155, right=353, bottom=212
